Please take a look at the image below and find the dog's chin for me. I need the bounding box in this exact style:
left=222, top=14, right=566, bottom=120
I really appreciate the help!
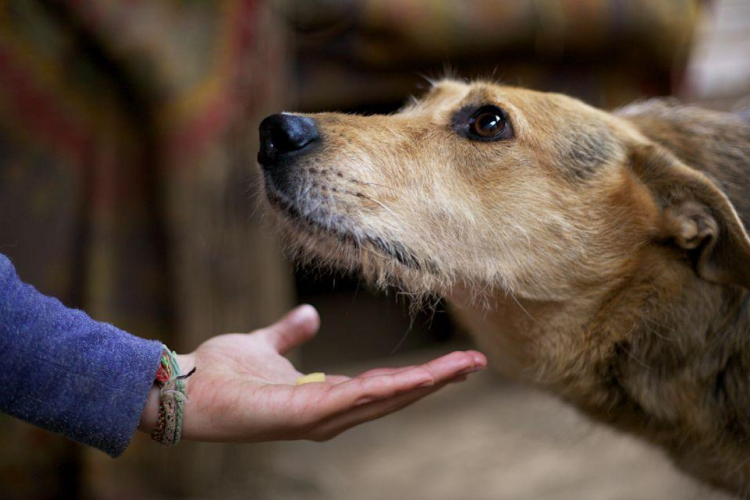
left=264, top=182, right=363, bottom=252
left=262, top=179, right=440, bottom=294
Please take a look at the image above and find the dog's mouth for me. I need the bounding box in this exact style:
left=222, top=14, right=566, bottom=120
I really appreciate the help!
left=263, top=175, right=424, bottom=271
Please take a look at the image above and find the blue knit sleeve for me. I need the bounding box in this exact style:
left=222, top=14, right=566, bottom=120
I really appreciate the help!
left=0, top=253, right=163, bottom=457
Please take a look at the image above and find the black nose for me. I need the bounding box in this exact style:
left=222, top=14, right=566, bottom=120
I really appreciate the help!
left=258, top=113, right=319, bottom=165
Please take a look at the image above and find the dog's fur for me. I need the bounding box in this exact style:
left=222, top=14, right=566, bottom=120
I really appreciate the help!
left=259, top=79, right=750, bottom=496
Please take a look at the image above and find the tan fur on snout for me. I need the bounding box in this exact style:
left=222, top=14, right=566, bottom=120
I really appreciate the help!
left=260, top=80, right=750, bottom=496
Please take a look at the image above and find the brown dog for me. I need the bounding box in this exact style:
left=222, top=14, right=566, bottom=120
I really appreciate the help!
left=257, top=79, right=750, bottom=496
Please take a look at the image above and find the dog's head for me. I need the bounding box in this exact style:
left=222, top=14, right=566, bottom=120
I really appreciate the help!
left=258, top=80, right=750, bottom=302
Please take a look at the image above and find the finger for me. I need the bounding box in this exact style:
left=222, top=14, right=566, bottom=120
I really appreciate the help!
left=315, top=366, right=435, bottom=417
left=412, top=350, right=484, bottom=382
left=300, top=351, right=482, bottom=423
left=465, top=350, right=488, bottom=368
left=300, top=370, right=404, bottom=388
left=356, top=365, right=417, bottom=378
left=323, top=359, right=470, bottom=387
left=259, top=304, right=320, bottom=354
left=332, top=349, right=487, bottom=384
left=315, top=351, right=476, bottom=411
left=307, top=371, right=395, bottom=387
left=312, top=367, right=480, bottom=440
left=312, top=379, right=454, bottom=440
left=354, top=351, right=484, bottom=383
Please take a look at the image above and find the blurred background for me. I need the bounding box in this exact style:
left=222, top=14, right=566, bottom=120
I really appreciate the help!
left=0, top=0, right=748, bottom=498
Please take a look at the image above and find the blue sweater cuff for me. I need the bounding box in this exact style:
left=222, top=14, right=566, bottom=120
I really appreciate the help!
left=0, top=253, right=164, bottom=457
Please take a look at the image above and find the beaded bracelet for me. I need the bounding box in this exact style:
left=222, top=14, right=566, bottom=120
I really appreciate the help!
left=151, top=346, right=196, bottom=447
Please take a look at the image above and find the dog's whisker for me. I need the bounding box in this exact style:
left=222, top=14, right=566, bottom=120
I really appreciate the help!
left=356, top=192, right=400, bottom=221
left=416, top=72, right=437, bottom=88
left=356, top=180, right=391, bottom=189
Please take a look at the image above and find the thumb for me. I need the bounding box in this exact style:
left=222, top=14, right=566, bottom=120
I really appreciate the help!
left=260, top=304, right=320, bottom=354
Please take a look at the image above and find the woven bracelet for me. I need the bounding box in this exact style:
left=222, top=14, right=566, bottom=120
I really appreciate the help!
left=151, top=346, right=196, bottom=447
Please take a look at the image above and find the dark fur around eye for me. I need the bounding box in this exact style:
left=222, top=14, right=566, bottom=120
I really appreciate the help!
left=452, top=105, right=514, bottom=142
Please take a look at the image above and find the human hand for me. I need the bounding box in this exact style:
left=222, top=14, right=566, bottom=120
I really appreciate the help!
left=139, top=305, right=487, bottom=442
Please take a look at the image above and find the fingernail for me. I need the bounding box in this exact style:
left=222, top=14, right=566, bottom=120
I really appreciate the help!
left=292, top=305, right=312, bottom=322
left=290, top=305, right=320, bottom=331
left=457, top=366, right=484, bottom=376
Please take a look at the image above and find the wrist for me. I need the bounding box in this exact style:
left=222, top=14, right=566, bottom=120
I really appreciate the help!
left=175, top=352, right=196, bottom=376
left=138, top=384, right=161, bottom=433
left=173, top=353, right=196, bottom=439
left=138, top=352, right=196, bottom=434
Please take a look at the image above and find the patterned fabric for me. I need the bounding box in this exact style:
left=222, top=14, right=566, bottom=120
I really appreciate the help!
left=334, top=0, right=698, bottom=63
left=0, top=0, right=292, bottom=498
left=291, top=0, right=701, bottom=109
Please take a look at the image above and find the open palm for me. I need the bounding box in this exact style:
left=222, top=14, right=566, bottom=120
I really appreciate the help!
left=148, top=305, right=487, bottom=443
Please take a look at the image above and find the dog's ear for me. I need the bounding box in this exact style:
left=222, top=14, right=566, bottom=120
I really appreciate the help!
left=629, top=143, right=750, bottom=289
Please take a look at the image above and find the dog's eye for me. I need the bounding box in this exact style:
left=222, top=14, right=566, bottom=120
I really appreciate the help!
left=469, top=106, right=507, bottom=140
left=452, top=104, right=514, bottom=142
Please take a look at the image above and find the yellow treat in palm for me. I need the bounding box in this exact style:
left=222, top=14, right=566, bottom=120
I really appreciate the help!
left=297, top=372, right=326, bottom=385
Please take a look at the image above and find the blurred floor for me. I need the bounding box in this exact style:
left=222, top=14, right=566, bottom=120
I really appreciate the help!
left=257, top=343, right=734, bottom=500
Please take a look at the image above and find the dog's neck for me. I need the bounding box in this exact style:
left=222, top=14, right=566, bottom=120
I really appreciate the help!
left=449, top=271, right=750, bottom=489
left=448, top=268, right=747, bottom=406
left=447, top=288, right=600, bottom=385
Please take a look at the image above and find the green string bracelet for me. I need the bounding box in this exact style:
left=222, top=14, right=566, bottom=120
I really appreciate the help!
left=151, top=346, right=196, bottom=447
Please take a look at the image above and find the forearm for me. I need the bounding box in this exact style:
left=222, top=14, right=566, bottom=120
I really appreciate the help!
left=0, top=254, right=163, bottom=457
